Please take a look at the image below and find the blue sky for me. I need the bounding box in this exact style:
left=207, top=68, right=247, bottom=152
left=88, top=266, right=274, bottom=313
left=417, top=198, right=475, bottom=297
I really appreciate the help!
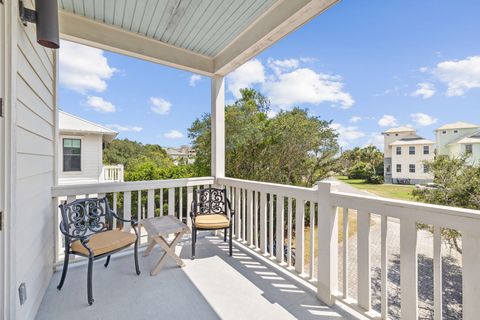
left=59, top=0, right=480, bottom=150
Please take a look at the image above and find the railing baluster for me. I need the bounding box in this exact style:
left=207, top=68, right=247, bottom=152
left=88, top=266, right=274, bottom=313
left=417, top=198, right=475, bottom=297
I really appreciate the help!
left=254, top=191, right=259, bottom=249
left=242, top=189, right=246, bottom=242
left=462, top=231, right=480, bottom=320
left=400, top=218, right=418, bottom=319
left=343, top=207, right=349, bottom=299
left=123, top=191, right=132, bottom=233
left=295, top=198, right=305, bottom=274
left=287, top=197, right=293, bottom=268
left=147, top=189, right=155, bottom=219
left=433, top=226, right=442, bottom=320
left=357, top=210, right=371, bottom=311
left=168, top=188, right=175, bottom=216
left=309, top=201, right=315, bottom=279
left=269, top=194, right=274, bottom=258
left=235, top=187, right=241, bottom=240
left=260, top=192, right=267, bottom=253
left=179, top=187, right=183, bottom=223
left=247, top=189, right=253, bottom=247
left=276, top=194, right=285, bottom=264
left=381, top=215, right=388, bottom=319
left=187, top=187, right=193, bottom=227
left=159, top=188, right=164, bottom=216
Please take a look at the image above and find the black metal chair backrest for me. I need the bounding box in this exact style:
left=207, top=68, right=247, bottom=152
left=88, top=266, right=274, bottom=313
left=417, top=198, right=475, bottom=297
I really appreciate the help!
left=192, top=187, right=228, bottom=216
left=59, top=197, right=113, bottom=238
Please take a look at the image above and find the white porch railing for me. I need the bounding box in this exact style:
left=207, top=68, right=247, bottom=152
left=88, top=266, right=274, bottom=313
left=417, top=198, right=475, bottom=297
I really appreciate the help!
left=51, top=176, right=480, bottom=319
left=101, top=164, right=124, bottom=182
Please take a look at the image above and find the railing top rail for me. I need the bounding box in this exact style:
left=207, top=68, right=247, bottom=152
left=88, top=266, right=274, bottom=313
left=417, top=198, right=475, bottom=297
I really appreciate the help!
left=217, top=177, right=317, bottom=201
left=52, top=176, right=214, bottom=197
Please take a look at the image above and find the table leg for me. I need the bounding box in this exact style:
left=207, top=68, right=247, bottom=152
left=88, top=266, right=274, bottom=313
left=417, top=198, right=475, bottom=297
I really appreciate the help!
left=143, top=239, right=156, bottom=257
left=150, top=232, right=185, bottom=276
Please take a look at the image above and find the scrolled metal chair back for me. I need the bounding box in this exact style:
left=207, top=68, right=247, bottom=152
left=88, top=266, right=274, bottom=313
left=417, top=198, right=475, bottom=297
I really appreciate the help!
left=193, top=187, right=227, bottom=216
left=59, top=197, right=113, bottom=238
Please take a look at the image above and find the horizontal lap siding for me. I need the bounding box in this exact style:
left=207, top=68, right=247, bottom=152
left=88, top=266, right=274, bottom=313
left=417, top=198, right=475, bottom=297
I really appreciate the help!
left=14, top=12, right=56, bottom=320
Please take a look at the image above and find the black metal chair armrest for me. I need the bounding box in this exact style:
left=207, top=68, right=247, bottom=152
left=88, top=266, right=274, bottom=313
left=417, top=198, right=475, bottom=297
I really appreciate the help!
left=110, top=210, right=138, bottom=226
left=226, top=198, right=235, bottom=217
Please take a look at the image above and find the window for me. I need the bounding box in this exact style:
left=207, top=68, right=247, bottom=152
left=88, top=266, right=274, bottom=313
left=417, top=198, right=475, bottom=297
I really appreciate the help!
left=409, top=146, right=415, bottom=155
left=396, top=146, right=402, bottom=155
left=395, top=133, right=399, bottom=136
left=442, top=130, right=447, bottom=134
left=386, top=165, right=391, bottom=173
left=396, top=164, right=401, bottom=173
left=454, top=130, right=458, bottom=134
left=63, top=138, right=81, bottom=171
left=466, top=144, right=473, bottom=154
left=423, top=145, right=429, bottom=155
left=424, top=164, right=429, bottom=173
left=409, top=164, right=415, bottom=173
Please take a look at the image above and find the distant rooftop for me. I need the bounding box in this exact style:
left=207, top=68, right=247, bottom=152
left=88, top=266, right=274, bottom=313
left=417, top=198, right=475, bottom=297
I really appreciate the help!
left=435, top=121, right=479, bottom=131
left=449, top=130, right=480, bottom=145
left=382, top=126, right=416, bottom=134
left=59, top=111, right=117, bottom=142
left=390, top=138, right=434, bottom=146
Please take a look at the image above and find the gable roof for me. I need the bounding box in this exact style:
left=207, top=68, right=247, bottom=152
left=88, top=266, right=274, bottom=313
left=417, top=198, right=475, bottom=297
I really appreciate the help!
left=435, top=122, right=479, bottom=131
left=390, top=137, right=434, bottom=146
left=449, top=130, right=480, bottom=145
left=59, top=111, right=117, bottom=142
left=382, top=126, right=416, bottom=134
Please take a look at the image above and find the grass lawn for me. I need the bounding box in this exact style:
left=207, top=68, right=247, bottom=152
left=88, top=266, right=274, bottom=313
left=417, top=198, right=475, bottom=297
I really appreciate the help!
left=337, top=176, right=416, bottom=201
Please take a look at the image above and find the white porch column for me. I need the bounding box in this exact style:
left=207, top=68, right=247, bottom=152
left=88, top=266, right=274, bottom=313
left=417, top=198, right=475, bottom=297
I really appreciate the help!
left=211, top=75, right=225, bottom=178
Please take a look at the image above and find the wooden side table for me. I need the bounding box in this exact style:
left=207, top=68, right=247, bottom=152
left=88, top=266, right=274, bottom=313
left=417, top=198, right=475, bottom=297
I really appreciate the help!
left=142, top=215, right=191, bottom=276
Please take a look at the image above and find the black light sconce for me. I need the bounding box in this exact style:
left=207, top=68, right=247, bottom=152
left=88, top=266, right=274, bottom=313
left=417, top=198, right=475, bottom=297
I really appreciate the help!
left=19, top=0, right=60, bottom=49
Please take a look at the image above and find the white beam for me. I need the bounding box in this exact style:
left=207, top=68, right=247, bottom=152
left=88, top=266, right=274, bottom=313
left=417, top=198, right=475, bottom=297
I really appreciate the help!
left=211, top=76, right=225, bottom=178
left=58, top=11, right=214, bottom=76
left=213, top=0, right=339, bottom=75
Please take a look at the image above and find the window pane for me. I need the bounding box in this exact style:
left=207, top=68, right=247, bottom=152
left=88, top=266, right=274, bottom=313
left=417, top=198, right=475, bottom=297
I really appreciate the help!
left=64, top=155, right=81, bottom=171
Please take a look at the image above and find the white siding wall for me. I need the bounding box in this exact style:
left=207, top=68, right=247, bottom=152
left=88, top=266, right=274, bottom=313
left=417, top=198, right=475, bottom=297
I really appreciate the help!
left=391, top=144, right=434, bottom=182
left=6, top=1, right=57, bottom=318
left=436, top=128, right=479, bottom=156
left=58, top=133, right=103, bottom=185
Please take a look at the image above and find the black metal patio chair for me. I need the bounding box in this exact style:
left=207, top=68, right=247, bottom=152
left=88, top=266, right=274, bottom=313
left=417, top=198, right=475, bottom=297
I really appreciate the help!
left=57, top=197, right=140, bottom=305
left=190, top=187, right=234, bottom=259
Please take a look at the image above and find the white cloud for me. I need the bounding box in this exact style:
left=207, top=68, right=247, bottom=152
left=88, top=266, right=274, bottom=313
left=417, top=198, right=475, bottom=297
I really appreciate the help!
left=106, top=124, right=142, bottom=132
left=349, top=116, right=362, bottom=123
left=378, top=115, right=398, bottom=127
left=150, top=97, right=172, bottom=115
left=266, top=110, right=278, bottom=119
left=59, top=40, right=117, bottom=94
left=410, top=112, right=438, bottom=126
left=267, top=58, right=300, bottom=75
left=189, top=74, right=202, bottom=86
left=412, top=82, right=435, bottom=99
left=227, top=59, right=265, bottom=98
left=164, top=130, right=184, bottom=139
left=263, top=68, right=354, bottom=109
left=365, top=133, right=384, bottom=150
left=434, top=55, right=480, bottom=96
left=419, top=67, right=429, bottom=73
left=85, top=96, right=116, bottom=113
left=331, top=123, right=365, bottom=147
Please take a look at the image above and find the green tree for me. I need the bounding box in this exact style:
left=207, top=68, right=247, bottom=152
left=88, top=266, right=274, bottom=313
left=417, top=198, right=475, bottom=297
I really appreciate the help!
left=188, top=88, right=339, bottom=187
left=339, top=146, right=384, bottom=183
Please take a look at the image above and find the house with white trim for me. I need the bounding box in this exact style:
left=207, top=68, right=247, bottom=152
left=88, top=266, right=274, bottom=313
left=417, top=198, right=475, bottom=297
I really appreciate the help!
left=383, top=127, right=434, bottom=184
left=435, top=121, right=480, bottom=165
left=59, top=111, right=123, bottom=184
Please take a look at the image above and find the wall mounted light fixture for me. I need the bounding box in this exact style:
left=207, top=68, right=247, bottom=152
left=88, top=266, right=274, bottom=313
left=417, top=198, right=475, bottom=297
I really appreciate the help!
left=19, top=0, right=60, bottom=49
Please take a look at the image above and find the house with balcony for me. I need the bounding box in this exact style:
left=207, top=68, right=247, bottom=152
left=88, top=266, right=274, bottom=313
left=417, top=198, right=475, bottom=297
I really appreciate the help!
left=1, top=1, right=480, bottom=320
left=59, top=111, right=124, bottom=184
left=435, top=121, right=480, bottom=165
left=382, top=126, right=434, bottom=184
left=165, top=145, right=196, bottom=165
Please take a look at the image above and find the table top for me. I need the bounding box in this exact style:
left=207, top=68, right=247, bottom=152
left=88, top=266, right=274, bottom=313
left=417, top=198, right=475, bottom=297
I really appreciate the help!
left=142, top=215, right=190, bottom=236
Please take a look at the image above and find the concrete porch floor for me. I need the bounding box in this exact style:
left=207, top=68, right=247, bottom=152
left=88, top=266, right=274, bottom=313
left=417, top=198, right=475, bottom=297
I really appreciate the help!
left=36, top=233, right=356, bottom=320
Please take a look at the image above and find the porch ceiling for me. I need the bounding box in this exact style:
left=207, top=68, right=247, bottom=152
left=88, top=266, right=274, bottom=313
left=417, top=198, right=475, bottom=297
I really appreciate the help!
left=58, top=0, right=339, bottom=76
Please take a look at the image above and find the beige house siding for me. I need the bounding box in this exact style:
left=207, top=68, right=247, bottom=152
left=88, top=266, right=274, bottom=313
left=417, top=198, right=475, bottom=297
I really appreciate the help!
left=391, top=144, right=434, bottom=182
left=6, top=1, right=57, bottom=318
left=58, top=134, right=103, bottom=185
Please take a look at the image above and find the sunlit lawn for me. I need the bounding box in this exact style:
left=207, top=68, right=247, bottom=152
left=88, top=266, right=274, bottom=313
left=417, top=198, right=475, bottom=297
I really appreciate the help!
left=337, top=176, right=416, bottom=201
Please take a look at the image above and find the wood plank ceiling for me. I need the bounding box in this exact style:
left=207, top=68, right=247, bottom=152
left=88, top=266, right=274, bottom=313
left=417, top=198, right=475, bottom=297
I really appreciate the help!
left=59, top=0, right=278, bottom=57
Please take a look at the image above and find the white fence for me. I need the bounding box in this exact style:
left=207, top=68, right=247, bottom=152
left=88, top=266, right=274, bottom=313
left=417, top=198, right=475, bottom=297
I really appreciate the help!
left=101, top=164, right=124, bottom=182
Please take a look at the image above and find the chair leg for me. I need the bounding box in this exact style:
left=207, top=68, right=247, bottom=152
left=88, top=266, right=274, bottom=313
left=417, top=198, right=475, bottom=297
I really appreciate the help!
left=192, top=227, right=196, bottom=259
left=104, top=255, right=111, bottom=268
left=134, top=238, right=141, bottom=275
left=229, top=225, right=233, bottom=256
left=224, top=228, right=227, bottom=242
left=87, top=256, right=94, bottom=305
left=57, top=250, right=70, bottom=290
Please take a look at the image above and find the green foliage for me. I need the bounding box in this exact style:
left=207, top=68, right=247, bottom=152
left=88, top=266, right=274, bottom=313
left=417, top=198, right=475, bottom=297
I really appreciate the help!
left=103, top=138, right=173, bottom=170
left=413, top=156, right=480, bottom=253
left=125, top=158, right=196, bottom=181
left=188, top=88, right=339, bottom=187
left=340, top=146, right=384, bottom=180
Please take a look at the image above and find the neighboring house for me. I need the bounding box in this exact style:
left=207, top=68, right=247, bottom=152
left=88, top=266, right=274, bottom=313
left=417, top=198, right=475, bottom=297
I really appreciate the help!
left=435, top=121, right=480, bottom=165
left=58, top=111, right=124, bottom=185
left=165, top=145, right=196, bottom=165
left=383, top=126, right=434, bottom=184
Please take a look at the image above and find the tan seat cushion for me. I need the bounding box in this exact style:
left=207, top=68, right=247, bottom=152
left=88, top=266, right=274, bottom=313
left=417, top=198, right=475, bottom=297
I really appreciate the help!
left=194, top=214, right=230, bottom=229
left=71, top=230, right=137, bottom=256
